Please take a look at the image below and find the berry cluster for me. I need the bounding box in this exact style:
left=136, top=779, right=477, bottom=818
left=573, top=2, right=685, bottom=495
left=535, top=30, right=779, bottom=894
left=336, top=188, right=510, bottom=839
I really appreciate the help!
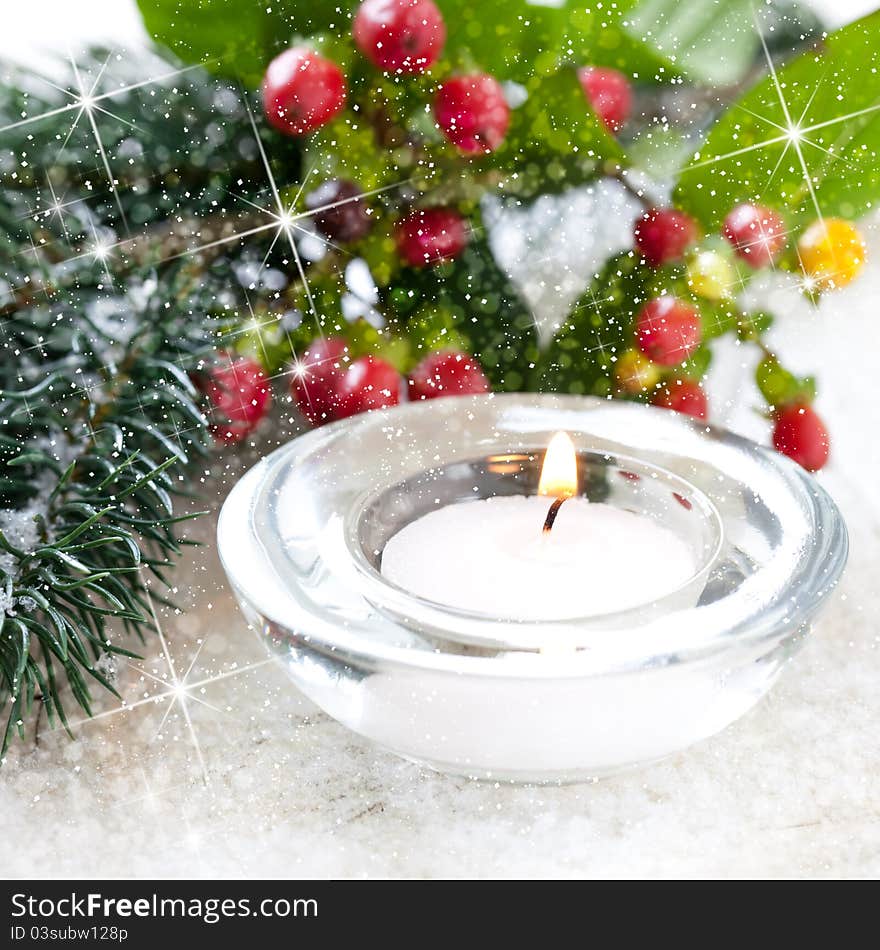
left=611, top=196, right=865, bottom=469
left=289, top=339, right=489, bottom=425
left=259, top=0, right=635, bottom=274
left=245, top=0, right=866, bottom=473
left=239, top=0, right=637, bottom=434
left=203, top=355, right=272, bottom=445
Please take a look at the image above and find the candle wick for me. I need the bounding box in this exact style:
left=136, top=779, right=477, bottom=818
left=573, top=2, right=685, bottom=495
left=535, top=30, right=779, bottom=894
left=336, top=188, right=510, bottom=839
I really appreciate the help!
left=542, top=496, right=569, bottom=534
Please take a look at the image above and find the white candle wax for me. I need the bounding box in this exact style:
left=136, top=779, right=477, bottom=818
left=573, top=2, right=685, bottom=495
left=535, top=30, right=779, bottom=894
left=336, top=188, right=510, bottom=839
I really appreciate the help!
left=381, top=495, right=695, bottom=621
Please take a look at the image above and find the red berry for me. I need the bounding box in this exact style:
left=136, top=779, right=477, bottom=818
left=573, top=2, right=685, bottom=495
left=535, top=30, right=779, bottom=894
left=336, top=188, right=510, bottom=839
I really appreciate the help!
left=305, top=179, right=372, bottom=243
left=772, top=403, right=830, bottom=472
left=395, top=207, right=468, bottom=267
left=353, top=0, right=445, bottom=74
left=290, top=336, right=349, bottom=425
left=262, top=47, right=346, bottom=136
left=651, top=379, right=708, bottom=420
left=434, top=74, right=510, bottom=154
left=334, top=355, right=401, bottom=418
left=577, top=66, right=632, bottom=133
left=723, top=203, right=786, bottom=267
left=634, top=208, right=697, bottom=267
left=408, top=349, right=490, bottom=400
left=205, top=356, right=271, bottom=445
left=635, top=297, right=701, bottom=367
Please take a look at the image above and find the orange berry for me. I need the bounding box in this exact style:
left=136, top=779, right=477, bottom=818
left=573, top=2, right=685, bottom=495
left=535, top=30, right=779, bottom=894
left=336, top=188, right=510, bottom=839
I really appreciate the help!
left=614, top=349, right=660, bottom=394
left=797, top=218, right=866, bottom=291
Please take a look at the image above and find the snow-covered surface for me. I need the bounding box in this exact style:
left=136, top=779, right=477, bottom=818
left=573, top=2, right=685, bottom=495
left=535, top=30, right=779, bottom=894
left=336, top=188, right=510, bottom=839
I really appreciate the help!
left=2, top=0, right=879, bottom=880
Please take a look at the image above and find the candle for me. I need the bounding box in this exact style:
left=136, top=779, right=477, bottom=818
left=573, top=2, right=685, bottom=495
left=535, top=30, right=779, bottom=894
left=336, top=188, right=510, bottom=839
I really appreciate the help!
left=381, top=432, right=696, bottom=621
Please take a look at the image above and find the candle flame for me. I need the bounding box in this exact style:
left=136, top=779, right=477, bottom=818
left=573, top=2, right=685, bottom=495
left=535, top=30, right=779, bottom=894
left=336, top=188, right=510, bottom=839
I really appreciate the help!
left=538, top=432, right=578, bottom=498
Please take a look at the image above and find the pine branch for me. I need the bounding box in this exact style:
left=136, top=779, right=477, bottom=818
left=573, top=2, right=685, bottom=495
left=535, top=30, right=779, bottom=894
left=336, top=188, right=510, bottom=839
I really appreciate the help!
left=0, top=262, right=218, bottom=753
left=0, top=52, right=268, bottom=755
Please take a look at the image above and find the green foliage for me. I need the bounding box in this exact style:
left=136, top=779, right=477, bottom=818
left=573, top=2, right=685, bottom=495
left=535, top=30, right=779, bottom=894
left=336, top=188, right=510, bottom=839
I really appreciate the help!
left=625, top=0, right=822, bottom=85
left=561, top=1, right=679, bottom=81
left=675, top=12, right=880, bottom=227
left=537, top=252, right=651, bottom=397
left=439, top=0, right=568, bottom=79
left=627, top=0, right=761, bottom=86
left=0, top=269, right=215, bottom=754
left=389, top=237, right=540, bottom=391
left=498, top=68, right=622, bottom=198
left=756, top=355, right=817, bottom=407
left=138, top=0, right=678, bottom=86
left=138, top=0, right=346, bottom=84
left=0, top=56, right=268, bottom=754
left=678, top=344, right=713, bottom=383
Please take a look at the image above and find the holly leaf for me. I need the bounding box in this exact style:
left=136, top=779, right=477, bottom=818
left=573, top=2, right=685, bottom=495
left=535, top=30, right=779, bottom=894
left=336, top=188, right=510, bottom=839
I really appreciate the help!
left=625, top=0, right=822, bottom=86
left=536, top=252, right=650, bottom=396
left=137, top=0, right=348, bottom=83
left=562, top=1, right=680, bottom=82
left=492, top=68, right=623, bottom=198
left=626, top=0, right=759, bottom=86
left=675, top=12, right=880, bottom=227
left=438, top=0, right=568, bottom=79
left=389, top=238, right=539, bottom=391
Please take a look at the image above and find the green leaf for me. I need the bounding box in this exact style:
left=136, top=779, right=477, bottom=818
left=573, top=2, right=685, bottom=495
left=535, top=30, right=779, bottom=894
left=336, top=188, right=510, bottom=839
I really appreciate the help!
left=625, top=0, right=822, bottom=86
left=537, top=252, right=650, bottom=396
left=495, top=67, right=623, bottom=198
left=562, top=0, right=680, bottom=82
left=675, top=13, right=880, bottom=227
left=300, top=113, right=398, bottom=193
left=438, top=0, right=567, bottom=79
left=626, top=0, right=757, bottom=85
left=756, top=355, right=816, bottom=406
left=137, top=0, right=346, bottom=83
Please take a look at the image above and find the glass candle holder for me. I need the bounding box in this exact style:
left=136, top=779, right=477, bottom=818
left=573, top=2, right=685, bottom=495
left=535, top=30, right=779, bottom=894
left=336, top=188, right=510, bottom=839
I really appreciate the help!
left=218, top=395, right=848, bottom=782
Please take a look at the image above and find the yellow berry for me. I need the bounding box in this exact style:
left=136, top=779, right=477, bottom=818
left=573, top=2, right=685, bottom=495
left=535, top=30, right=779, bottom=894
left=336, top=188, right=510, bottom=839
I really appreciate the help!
left=615, top=348, right=661, bottom=394
left=687, top=249, right=736, bottom=301
left=797, top=218, right=866, bottom=291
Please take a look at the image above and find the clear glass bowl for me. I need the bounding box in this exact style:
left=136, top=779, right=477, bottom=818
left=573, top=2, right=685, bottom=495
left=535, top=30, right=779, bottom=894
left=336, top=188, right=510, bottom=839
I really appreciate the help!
left=217, top=395, right=848, bottom=782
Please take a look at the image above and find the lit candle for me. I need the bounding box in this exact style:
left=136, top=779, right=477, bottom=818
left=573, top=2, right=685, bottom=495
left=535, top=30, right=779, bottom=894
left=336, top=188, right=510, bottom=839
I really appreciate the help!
left=381, top=432, right=696, bottom=621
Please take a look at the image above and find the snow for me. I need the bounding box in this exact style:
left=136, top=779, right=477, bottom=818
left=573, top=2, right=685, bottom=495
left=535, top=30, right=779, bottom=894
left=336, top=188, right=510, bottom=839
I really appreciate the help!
left=0, top=505, right=44, bottom=577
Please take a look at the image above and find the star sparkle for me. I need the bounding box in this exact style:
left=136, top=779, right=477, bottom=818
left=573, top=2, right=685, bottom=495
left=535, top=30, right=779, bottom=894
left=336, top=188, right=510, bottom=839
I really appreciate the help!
left=1, top=54, right=204, bottom=232
left=51, top=585, right=274, bottom=786
left=157, top=99, right=407, bottom=311
left=680, top=11, right=880, bottom=291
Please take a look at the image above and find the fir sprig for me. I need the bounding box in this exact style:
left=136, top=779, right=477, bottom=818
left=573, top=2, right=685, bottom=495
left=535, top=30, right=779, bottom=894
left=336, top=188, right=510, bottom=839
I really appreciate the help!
left=0, top=262, right=217, bottom=752
left=0, top=53, right=272, bottom=753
